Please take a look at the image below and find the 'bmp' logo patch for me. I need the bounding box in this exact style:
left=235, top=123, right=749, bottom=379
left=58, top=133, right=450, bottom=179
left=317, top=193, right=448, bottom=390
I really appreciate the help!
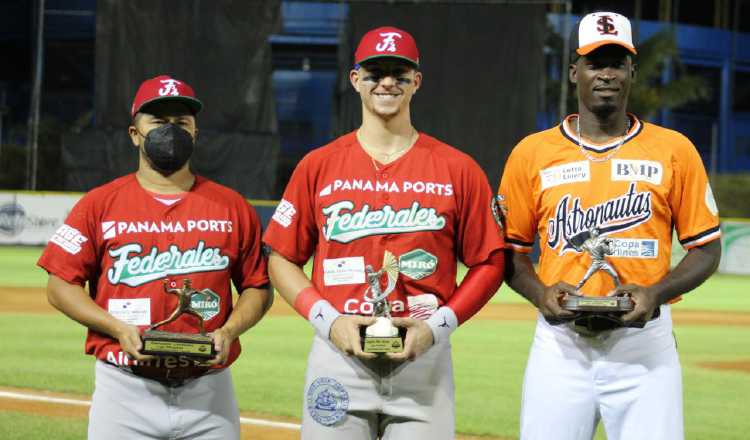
left=611, top=160, right=663, bottom=185
left=398, top=249, right=437, bottom=280
left=190, top=288, right=221, bottom=321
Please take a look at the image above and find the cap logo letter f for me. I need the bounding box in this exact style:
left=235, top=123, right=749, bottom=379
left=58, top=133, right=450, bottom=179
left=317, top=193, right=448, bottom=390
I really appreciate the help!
left=158, top=79, right=181, bottom=96
left=376, top=32, right=402, bottom=52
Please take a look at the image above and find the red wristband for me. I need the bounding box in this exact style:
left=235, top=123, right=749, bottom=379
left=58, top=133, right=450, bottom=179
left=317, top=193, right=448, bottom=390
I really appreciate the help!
left=293, top=286, right=323, bottom=319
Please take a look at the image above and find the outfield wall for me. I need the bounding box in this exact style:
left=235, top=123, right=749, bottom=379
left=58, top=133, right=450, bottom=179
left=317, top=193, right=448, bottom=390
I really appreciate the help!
left=2, top=190, right=749, bottom=275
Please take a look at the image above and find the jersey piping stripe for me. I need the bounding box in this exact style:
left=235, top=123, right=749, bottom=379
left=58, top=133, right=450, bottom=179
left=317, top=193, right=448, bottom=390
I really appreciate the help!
left=506, top=237, right=534, bottom=247
left=506, top=238, right=533, bottom=252
left=680, top=225, right=722, bottom=249
left=507, top=242, right=533, bottom=252
left=559, top=114, right=643, bottom=153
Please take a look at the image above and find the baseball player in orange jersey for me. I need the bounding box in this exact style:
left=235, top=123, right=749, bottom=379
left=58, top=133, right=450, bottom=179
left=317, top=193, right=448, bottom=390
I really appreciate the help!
left=263, top=26, right=505, bottom=439
left=37, top=75, right=272, bottom=439
left=499, top=12, right=721, bottom=440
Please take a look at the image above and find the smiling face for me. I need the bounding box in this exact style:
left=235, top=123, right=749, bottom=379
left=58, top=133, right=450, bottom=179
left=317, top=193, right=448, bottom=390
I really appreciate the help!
left=570, top=45, right=635, bottom=117
left=349, top=58, right=422, bottom=121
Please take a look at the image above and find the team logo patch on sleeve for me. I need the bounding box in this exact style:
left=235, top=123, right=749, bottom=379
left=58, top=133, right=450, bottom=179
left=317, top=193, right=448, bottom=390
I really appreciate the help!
left=272, top=199, right=296, bottom=228
left=306, top=377, right=349, bottom=426
left=705, top=184, right=719, bottom=216
left=491, top=194, right=507, bottom=230
left=50, top=224, right=88, bottom=255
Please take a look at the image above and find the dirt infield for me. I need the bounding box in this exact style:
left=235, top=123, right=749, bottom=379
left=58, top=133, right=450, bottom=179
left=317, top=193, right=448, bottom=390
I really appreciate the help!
left=2, top=286, right=748, bottom=439
left=696, top=360, right=750, bottom=374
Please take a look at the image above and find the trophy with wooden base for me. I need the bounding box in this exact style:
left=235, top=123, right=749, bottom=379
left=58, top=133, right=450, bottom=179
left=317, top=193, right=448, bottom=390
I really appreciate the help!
left=141, top=279, right=216, bottom=359
left=561, top=228, right=639, bottom=333
left=361, top=251, right=404, bottom=353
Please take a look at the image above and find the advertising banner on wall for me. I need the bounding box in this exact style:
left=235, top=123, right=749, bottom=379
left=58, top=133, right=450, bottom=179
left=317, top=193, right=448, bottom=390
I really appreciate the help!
left=718, top=220, right=750, bottom=275
left=0, top=192, right=82, bottom=246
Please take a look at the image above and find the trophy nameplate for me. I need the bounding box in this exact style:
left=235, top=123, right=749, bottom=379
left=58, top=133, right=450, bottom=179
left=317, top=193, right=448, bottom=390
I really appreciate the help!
left=361, top=251, right=404, bottom=353
left=562, top=295, right=634, bottom=312
left=141, top=279, right=216, bottom=359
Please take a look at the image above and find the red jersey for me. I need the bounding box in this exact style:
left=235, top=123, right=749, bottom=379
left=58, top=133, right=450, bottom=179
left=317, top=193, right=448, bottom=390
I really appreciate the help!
left=37, top=174, right=268, bottom=368
left=499, top=115, right=721, bottom=296
left=263, top=131, right=504, bottom=317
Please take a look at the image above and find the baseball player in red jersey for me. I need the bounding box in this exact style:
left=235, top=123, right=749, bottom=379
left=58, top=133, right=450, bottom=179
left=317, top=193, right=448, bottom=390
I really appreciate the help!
left=263, top=26, right=505, bottom=439
left=498, top=13, right=721, bottom=440
left=37, top=75, right=272, bottom=440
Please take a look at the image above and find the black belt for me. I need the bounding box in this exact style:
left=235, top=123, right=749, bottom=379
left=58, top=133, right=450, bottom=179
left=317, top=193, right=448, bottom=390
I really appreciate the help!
left=111, top=363, right=211, bottom=388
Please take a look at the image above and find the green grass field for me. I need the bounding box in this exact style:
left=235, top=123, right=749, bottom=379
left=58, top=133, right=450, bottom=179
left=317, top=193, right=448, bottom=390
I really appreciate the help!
left=2, top=246, right=749, bottom=439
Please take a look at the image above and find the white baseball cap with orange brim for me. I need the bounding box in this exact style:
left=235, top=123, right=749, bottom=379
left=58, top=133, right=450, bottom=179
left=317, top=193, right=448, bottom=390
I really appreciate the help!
left=573, top=12, right=637, bottom=57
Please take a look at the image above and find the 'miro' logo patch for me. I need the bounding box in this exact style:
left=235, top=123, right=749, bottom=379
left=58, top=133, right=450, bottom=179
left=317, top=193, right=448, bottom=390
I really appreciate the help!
left=398, top=249, right=438, bottom=280
left=190, top=288, right=221, bottom=321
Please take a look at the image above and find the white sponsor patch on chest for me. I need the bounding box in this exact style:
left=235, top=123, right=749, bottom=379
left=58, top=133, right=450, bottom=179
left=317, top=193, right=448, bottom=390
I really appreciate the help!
left=608, top=238, right=659, bottom=258
left=323, top=256, right=366, bottom=286
left=611, top=160, right=663, bottom=184
left=540, top=161, right=590, bottom=190
left=108, top=298, right=151, bottom=325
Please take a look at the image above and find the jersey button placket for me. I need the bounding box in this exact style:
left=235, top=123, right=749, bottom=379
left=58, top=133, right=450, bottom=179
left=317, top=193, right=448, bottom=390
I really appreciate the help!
left=165, top=213, right=175, bottom=242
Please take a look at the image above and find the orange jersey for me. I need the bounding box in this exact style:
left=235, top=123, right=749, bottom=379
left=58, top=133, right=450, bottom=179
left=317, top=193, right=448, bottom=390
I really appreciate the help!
left=498, top=114, right=721, bottom=296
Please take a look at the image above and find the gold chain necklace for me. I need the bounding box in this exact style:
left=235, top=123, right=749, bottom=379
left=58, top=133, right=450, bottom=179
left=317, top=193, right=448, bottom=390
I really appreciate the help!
left=575, top=116, right=631, bottom=163
left=362, top=131, right=418, bottom=171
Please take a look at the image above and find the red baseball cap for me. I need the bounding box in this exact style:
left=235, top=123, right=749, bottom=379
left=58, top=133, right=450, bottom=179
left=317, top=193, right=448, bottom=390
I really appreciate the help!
left=354, top=26, right=419, bottom=68
left=130, top=75, right=203, bottom=117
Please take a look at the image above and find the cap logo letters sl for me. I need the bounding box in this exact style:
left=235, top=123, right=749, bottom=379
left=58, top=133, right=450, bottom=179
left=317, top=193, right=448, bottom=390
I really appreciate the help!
left=596, top=15, right=618, bottom=35
left=158, top=79, right=181, bottom=96
left=375, top=32, right=402, bottom=53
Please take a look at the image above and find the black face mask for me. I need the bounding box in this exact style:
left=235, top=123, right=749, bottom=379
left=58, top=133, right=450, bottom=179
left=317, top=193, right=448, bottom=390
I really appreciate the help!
left=141, top=123, right=194, bottom=175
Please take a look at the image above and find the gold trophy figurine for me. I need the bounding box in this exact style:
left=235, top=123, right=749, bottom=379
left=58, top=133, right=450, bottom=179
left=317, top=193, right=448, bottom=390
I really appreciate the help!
left=361, top=251, right=404, bottom=353
left=141, top=279, right=216, bottom=359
